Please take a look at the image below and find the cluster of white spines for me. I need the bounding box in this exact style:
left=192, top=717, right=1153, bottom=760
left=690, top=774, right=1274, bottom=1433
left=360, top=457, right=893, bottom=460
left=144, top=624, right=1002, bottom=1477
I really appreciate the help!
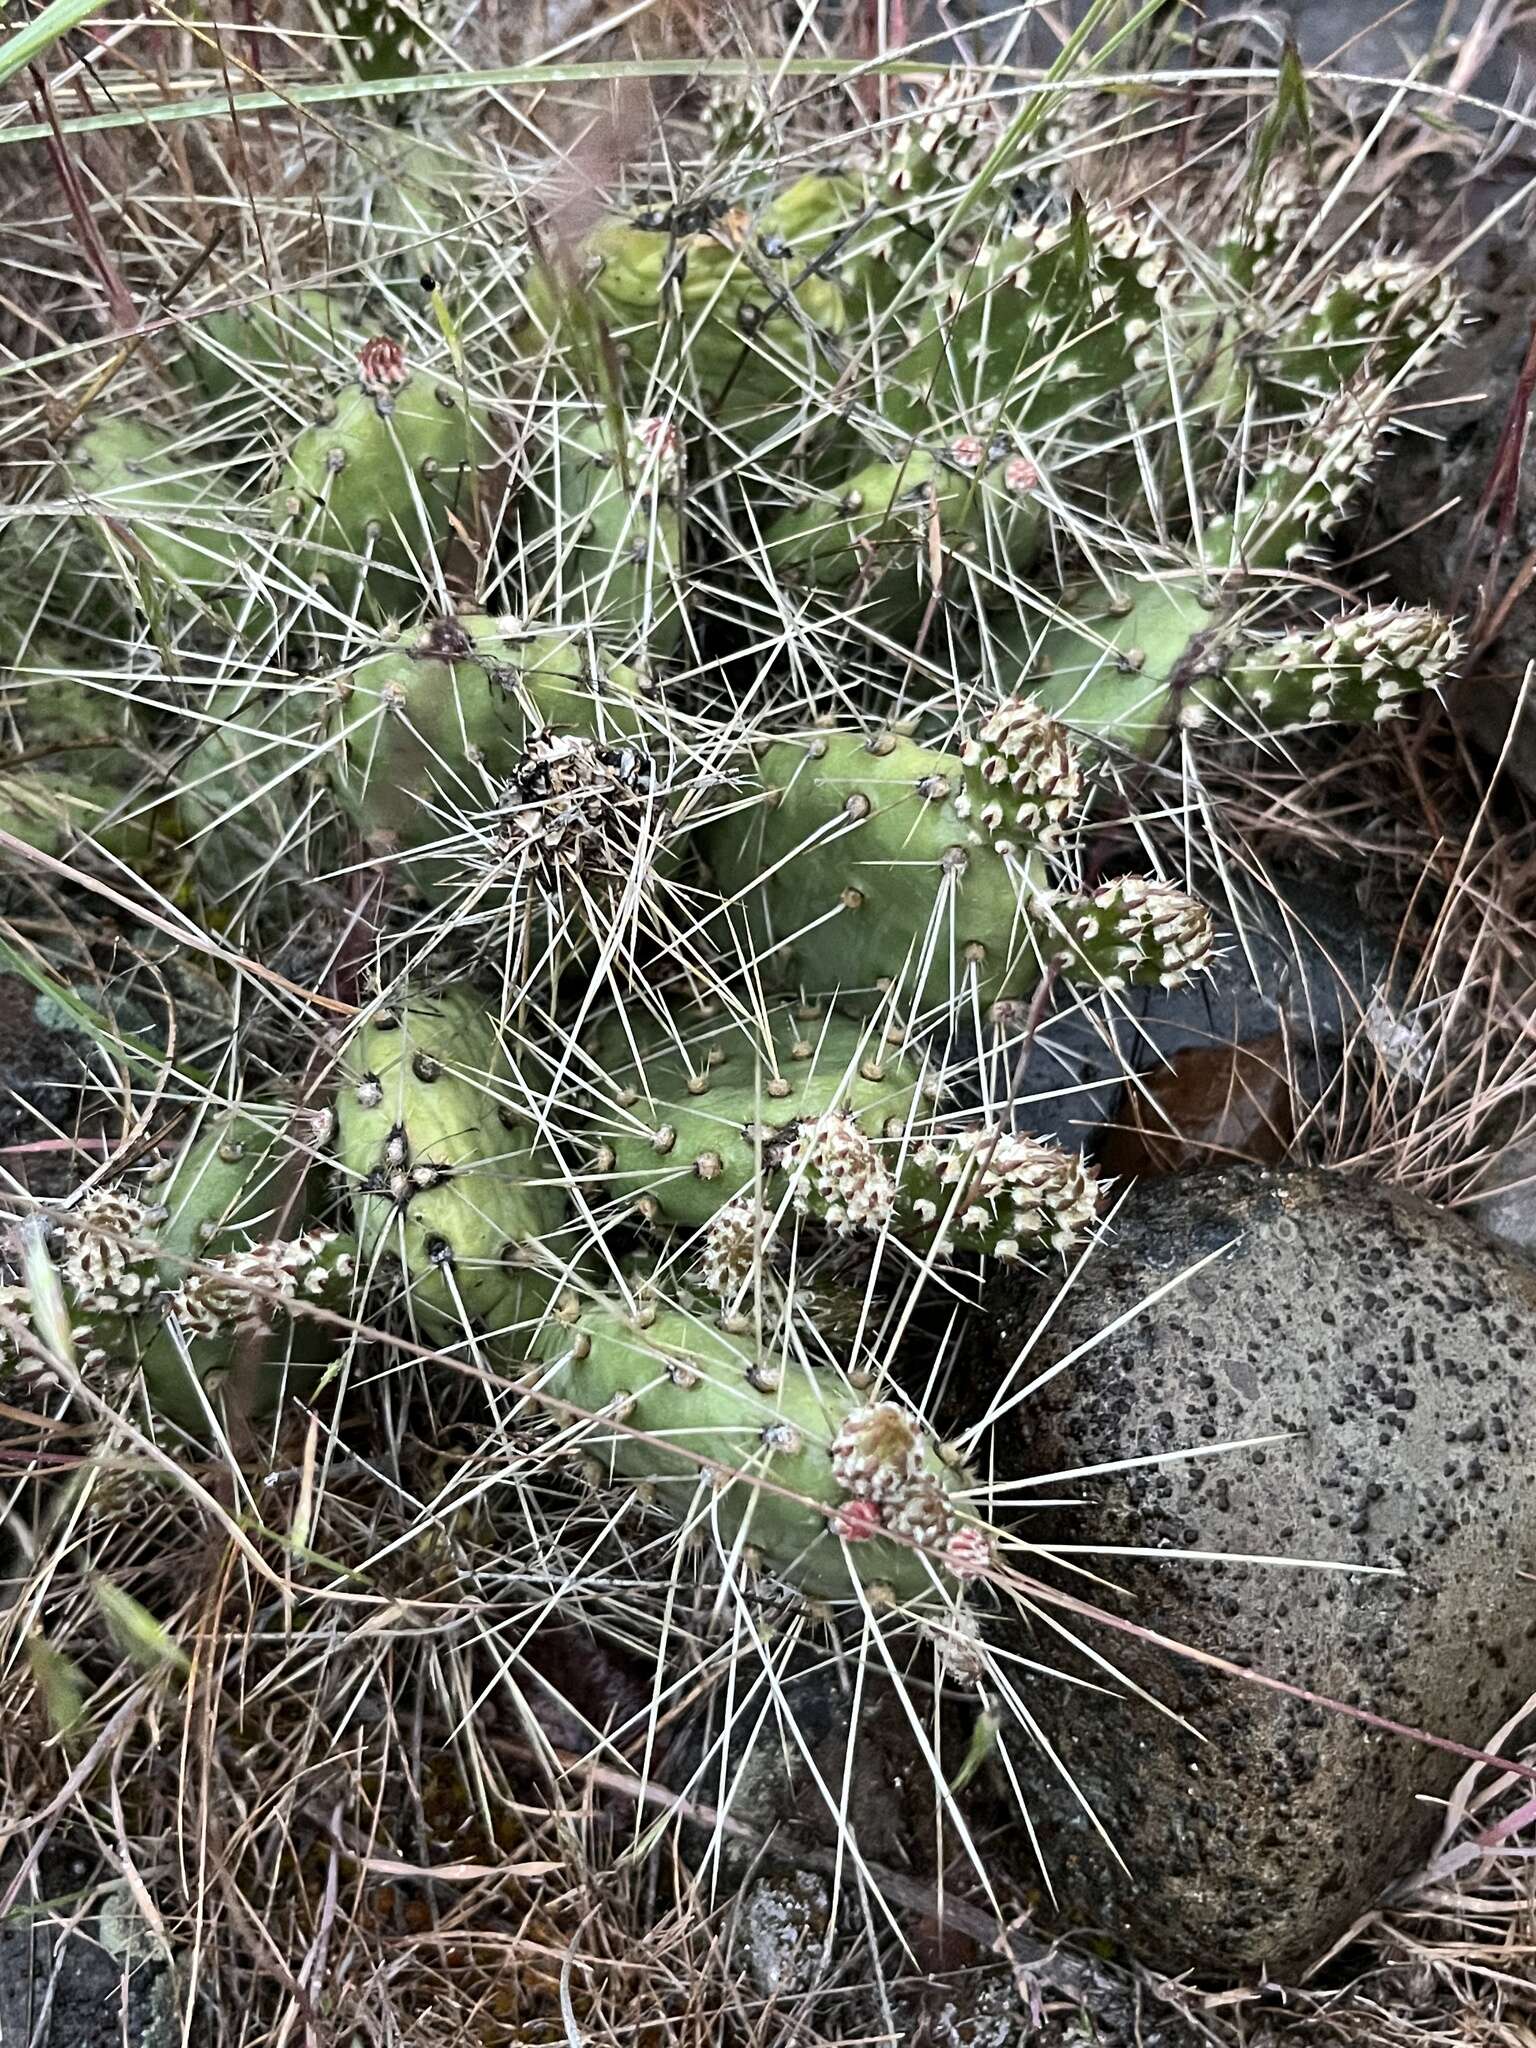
left=958, top=696, right=1083, bottom=851
left=1237, top=381, right=1388, bottom=562
left=58, top=1189, right=157, bottom=1316
left=628, top=416, right=684, bottom=493
left=1043, top=877, right=1217, bottom=992
left=1252, top=603, right=1462, bottom=724
left=1301, top=256, right=1462, bottom=359
left=880, top=70, right=993, bottom=197
left=696, top=1194, right=764, bottom=1301
left=906, top=1128, right=1099, bottom=1257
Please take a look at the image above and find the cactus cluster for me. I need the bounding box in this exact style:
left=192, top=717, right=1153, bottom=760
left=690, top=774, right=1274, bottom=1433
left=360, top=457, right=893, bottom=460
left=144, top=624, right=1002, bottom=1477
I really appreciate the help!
left=1, top=61, right=1470, bottom=1613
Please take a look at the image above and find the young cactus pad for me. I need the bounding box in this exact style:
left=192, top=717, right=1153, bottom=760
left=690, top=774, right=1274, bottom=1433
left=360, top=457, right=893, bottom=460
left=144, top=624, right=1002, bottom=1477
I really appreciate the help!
left=700, top=702, right=1211, bottom=1016
left=762, top=440, right=1041, bottom=622
left=526, top=407, right=686, bottom=658
left=583, top=1003, right=1100, bottom=1262
left=335, top=986, right=567, bottom=1347
left=515, top=199, right=847, bottom=430
left=44, top=1102, right=349, bottom=1428
left=885, top=204, right=1174, bottom=436
left=535, top=1296, right=989, bottom=1603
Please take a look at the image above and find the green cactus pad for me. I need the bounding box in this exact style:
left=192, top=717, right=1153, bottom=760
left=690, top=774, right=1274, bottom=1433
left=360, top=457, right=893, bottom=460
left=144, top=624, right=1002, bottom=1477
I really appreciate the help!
left=534, top=1296, right=988, bottom=1602
left=516, top=202, right=847, bottom=432
left=582, top=1000, right=1100, bottom=1263
left=583, top=1001, right=925, bottom=1228
left=1022, top=385, right=1396, bottom=754
left=271, top=335, right=487, bottom=612
left=1021, top=578, right=1219, bottom=755
left=42, top=1102, right=345, bottom=1428
left=173, top=289, right=350, bottom=419
left=887, top=203, right=1173, bottom=435
left=1256, top=257, right=1461, bottom=398
left=1208, top=380, right=1386, bottom=572
left=62, top=416, right=255, bottom=612
left=335, top=986, right=568, bottom=1346
left=1220, top=603, right=1461, bottom=731
left=177, top=682, right=326, bottom=903
left=699, top=707, right=1206, bottom=1016
left=763, top=440, right=1041, bottom=621
left=0, top=769, right=163, bottom=867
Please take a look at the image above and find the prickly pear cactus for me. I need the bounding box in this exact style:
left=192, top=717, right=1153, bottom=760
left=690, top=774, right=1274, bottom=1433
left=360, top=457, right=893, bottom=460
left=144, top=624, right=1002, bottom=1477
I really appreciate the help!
left=272, top=336, right=488, bottom=613
left=515, top=198, right=848, bottom=435
left=61, top=415, right=255, bottom=616
left=582, top=999, right=1100, bottom=1262
left=528, top=408, right=686, bottom=659
left=3, top=1104, right=352, bottom=1430
left=582, top=1000, right=927, bottom=1228
left=327, top=611, right=659, bottom=910
left=3, top=56, right=1479, bottom=1666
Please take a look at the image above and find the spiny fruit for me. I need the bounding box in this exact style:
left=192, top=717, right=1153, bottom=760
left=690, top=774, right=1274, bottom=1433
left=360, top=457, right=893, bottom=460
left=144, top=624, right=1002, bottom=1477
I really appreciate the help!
left=271, top=335, right=489, bottom=613
left=534, top=1294, right=991, bottom=1603
left=700, top=700, right=1211, bottom=1017
left=335, top=985, right=568, bottom=1351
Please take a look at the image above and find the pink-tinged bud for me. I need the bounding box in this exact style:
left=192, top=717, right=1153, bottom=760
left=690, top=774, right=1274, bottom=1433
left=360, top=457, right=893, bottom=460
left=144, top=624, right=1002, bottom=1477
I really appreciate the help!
left=358, top=336, right=409, bottom=396
left=950, top=434, right=988, bottom=470
left=944, top=1525, right=994, bottom=1580
left=635, top=416, right=684, bottom=487
left=1004, top=455, right=1039, bottom=496
left=831, top=1496, right=885, bottom=1543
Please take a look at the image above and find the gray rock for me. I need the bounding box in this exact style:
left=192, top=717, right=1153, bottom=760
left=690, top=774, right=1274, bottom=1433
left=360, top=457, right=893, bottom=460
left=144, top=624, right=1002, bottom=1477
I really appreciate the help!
left=1467, top=1133, right=1536, bottom=1258
left=986, top=1166, right=1536, bottom=1979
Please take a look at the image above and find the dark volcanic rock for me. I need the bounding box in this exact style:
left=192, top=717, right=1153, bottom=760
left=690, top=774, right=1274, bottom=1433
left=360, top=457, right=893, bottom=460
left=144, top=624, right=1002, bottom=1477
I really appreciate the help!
left=988, top=1166, right=1536, bottom=1980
